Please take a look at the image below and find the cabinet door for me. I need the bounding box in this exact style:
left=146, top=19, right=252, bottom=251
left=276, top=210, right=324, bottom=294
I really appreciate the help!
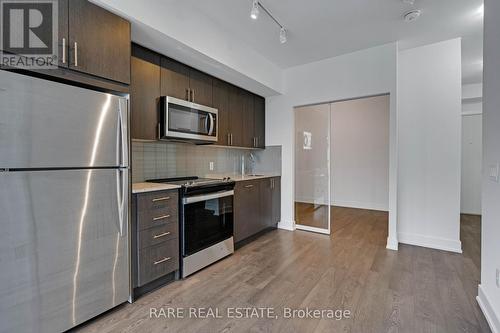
left=189, top=69, right=213, bottom=107
left=271, top=177, right=281, bottom=225
left=213, top=79, right=230, bottom=145
left=254, top=95, right=266, bottom=148
left=241, top=90, right=255, bottom=148
left=228, top=85, right=244, bottom=147
left=160, top=57, right=190, bottom=101
left=68, top=0, right=131, bottom=84
left=130, top=45, right=160, bottom=140
left=260, top=178, right=274, bottom=229
left=234, top=180, right=261, bottom=243
left=58, top=0, right=69, bottom=68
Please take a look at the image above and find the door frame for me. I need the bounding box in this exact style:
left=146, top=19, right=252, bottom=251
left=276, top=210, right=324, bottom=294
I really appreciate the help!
left=292, top=92, right=398, bottom=250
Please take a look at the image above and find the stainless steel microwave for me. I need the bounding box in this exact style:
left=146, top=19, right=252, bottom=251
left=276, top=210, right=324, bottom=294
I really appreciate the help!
left=159, top=96, right=218, bottom=143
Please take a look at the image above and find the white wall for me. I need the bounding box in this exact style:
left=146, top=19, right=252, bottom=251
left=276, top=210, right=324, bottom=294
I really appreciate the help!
left=477, top=0, right=500, bottom=331
left=397, top=39, right=462, bottom=253
left=267, top=43, right=399, bottom=249
left=461, top=114, right=482, bottom=215
left=330, top=95, right=390, bottom=211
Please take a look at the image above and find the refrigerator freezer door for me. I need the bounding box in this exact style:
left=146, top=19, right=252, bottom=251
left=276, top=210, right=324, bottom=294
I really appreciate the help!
left=0, top=169, right=130, bottom=333
left=0, top=71, right=129, bottom=168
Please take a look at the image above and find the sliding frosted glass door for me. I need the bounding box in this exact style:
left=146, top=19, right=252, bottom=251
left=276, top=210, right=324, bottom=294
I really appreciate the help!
left=294, top=104, right=331, bottom=234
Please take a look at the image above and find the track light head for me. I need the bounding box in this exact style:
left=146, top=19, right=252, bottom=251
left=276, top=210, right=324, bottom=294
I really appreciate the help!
left=279, top=27, right=287, bottom=44
left=250, top=0, right=259, bottom=20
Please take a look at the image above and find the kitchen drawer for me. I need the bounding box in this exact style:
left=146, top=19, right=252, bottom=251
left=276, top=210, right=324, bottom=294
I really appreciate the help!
left=138, top=239, right=179, bottom=286
left=138, top=222, right=178, bottom=249
left=137, top=190, right=178, bottom=213
left=137, top=204, right=178, bottom=231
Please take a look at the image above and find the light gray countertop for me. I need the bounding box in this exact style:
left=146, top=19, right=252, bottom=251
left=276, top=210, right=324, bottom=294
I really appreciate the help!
left=132, top=182, right=181, bottom=194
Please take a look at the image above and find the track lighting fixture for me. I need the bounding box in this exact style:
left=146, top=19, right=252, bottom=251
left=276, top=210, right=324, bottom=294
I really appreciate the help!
left=250, top=0, right=259, bottom=20
left=249, top=0, right=287, bottom=44
left=279, top=27, right=287, bottom=44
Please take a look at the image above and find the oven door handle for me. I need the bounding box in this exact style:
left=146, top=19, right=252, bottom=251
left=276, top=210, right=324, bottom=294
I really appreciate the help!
left=183, top=190, right=234, bottom=204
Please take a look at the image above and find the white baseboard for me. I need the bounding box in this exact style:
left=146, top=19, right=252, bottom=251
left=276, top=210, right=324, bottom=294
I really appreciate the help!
left=477, top=284, right=500, bottom=333
left=278, top=220, right=295, bottom=231
left=295, top=224, right=330, bottom=235
left=386, top=236, right=398, bottom=251
left=460, top=210, right=482, bottom=216
left=398, top=232, right=462, bottom=253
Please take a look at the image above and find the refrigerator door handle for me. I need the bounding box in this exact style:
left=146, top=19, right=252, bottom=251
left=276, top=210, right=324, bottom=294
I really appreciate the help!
left=118, top=98, right=129, bottom=167
left=116, top=168, right=128, bottom=237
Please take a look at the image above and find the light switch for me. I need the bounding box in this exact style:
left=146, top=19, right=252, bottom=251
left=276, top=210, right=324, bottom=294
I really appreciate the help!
left=209, top=161, right=214, bottom=171
left=489, top=163, right=499, bottom=182
left=497, top=269, right=500, bottom=288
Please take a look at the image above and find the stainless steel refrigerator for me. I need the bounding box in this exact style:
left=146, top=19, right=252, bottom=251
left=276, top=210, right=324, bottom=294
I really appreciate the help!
left=0, top=71, right=130, bottom=333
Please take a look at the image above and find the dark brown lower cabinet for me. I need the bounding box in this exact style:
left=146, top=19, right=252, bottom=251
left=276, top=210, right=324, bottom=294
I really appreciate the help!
left=132, top=189, right=180, bottom=294
left=234, top=177, right=281, bottom=244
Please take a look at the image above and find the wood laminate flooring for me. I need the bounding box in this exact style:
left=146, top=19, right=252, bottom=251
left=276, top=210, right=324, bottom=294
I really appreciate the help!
left=75, top=209, right=489, bottom=333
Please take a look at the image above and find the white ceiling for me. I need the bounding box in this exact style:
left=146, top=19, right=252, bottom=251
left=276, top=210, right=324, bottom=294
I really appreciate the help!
left=189, top=0, right=484, bottom=84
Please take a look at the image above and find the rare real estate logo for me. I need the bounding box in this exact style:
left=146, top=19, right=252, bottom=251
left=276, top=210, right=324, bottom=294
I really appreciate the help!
left=0, top=0, right=58, bottom=68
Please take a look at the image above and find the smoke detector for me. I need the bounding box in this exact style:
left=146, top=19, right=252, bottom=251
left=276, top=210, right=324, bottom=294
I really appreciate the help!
left=404, top=9, right=422, bottom=22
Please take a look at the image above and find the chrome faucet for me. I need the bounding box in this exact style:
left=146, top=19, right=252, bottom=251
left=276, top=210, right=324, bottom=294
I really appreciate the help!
left=241, top=152, right=256, bottom=176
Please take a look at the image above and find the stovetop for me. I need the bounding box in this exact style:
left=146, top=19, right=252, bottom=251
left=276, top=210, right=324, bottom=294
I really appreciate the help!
left=147, top=176, right=234, bottom=188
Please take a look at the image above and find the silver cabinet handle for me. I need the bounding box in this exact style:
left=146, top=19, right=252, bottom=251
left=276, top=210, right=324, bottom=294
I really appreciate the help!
left=152, top=196, right=170, bottom=202
left=153, top=231, right=171, bottom=239
left=192, top=89, right=195, bottom=102
left=186, top=88, right=190, bottom=101
left=154, top=257, right=171, bottom=265
left=153, top=214, right=170, bottom=221
left=230, top=133, right=233, bottom=146
left=245, top=184, right=254, bottom=188
left=227, top=133, right=231, bottom=145
left=62, top=38, right=66, bottom=63
left=74, top=42, right=78, bottom=67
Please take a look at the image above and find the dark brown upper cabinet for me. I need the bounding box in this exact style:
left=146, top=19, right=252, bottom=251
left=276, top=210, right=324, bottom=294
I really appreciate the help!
left=160, top=57, right=190, bottom=101
left=227, top=84, right=245, bottom=147
left=130, top=45, right=161, bottom=141
left=58, top=0, right=69, bottom=68
left=160, top=57, right=213, bottom=107
left=253, top=96, right=266, bottom=148
left=189, top=69, right=213, bottom=107
left=242, top=90, right=255, bottom=148
left=224, top=85, right=266, bottom=148
left=65, top=1, right=131, bottom=84
left=213, top=79, right=230, bottom=146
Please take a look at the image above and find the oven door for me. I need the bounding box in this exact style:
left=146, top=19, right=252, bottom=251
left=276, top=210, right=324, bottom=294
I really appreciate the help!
left=161, top=96, right=218, bottom=142
left=183, top=190, right=233, bottom=256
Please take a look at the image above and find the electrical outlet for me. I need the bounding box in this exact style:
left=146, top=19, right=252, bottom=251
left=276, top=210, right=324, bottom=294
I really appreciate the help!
left=489, top=163, right=499, bottom=182
left=209, top=161, right=214, bottom=171
left=496, top=269, right=500, bottom=288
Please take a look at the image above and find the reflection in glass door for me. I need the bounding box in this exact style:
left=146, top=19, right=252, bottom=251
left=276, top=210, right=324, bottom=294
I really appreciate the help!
left=294, top=104, right=331, bottom=234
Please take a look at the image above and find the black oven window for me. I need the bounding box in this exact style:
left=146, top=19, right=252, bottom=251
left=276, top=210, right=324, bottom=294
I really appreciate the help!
left=184, top=196, right=233, bottom=256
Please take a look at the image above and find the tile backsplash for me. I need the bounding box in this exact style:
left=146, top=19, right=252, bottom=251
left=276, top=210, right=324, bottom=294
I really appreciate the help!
left=131, top=141, right=282, bottom=183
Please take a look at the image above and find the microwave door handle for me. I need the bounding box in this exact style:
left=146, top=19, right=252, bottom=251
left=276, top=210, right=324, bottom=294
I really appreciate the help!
left=208, top=113, right=214, bottom=136
left=205, top=113, right=210, bottom=135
